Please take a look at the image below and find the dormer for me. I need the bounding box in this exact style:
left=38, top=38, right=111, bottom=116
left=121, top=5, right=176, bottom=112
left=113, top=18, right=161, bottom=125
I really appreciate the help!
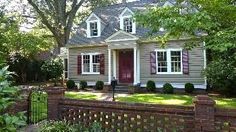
left=119, top=7, right=136, bottom=34
left=86, top=13, right=101, bottom=38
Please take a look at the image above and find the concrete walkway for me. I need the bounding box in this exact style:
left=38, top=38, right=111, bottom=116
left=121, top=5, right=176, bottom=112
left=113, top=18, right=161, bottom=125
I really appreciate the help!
left=72, top=91, right=130, bottom=101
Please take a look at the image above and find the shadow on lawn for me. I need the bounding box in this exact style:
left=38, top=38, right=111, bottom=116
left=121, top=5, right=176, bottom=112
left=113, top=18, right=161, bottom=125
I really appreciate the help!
left=65, top=92, right=97, bottom=100
left=117, top=94, right=193, bottom=106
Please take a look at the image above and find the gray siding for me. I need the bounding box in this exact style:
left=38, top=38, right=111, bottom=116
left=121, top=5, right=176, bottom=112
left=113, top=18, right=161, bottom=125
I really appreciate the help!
left=68, top=46, right=109, bottom=83
left=139, top=40, right=205, bottom=86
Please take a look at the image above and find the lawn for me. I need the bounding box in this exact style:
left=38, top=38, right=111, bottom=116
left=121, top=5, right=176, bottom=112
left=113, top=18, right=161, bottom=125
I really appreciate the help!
left=65, top=91, right=98, bottom=100
left=64, top=92, right=236, bottom=109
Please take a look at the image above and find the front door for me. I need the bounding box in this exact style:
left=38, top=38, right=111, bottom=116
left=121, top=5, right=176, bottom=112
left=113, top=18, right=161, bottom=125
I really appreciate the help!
left=119, top=50, right=134, bottom=83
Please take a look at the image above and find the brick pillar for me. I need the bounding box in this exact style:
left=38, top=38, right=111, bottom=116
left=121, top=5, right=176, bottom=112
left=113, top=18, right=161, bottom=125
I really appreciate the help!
left=194, top=95, right=215, bottom=131
left=46, top=88, right=65, bottom=120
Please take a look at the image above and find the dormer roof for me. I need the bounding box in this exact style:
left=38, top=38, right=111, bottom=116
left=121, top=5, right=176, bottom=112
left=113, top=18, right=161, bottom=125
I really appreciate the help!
left=68, top=0, right=177, bottom=45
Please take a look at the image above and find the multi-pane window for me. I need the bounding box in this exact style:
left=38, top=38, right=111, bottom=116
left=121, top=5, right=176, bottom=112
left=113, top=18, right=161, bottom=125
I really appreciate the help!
left=64, top=59, right=68, bottom=78
left=82, top=53, right=100, bottom=74
left=156, top=49, right=182, bottom=74
left=92, top=55, right=100, bottom=73
left=83, top=55, right=90, bottom=72
left=90, top=22, right=98, bottom=36
left=157, top=51, right=167, bottom=72
left=171, top=51, right=181, bottom=72
left=123, top=18, right=132, bottom=33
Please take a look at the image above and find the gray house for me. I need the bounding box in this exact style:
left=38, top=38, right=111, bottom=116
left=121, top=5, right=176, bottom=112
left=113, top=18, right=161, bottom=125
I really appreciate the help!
left=66, top=0, right=206, bottom=89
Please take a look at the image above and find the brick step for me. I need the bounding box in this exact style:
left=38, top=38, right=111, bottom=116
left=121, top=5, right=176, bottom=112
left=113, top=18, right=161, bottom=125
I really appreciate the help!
left=110, top=85, right=129, bottom=93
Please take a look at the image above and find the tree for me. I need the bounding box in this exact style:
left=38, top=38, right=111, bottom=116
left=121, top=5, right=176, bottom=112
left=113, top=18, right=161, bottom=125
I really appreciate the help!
left=27, top=0, right=118, bottom=50
left=135, top=0, right=236, bottom=96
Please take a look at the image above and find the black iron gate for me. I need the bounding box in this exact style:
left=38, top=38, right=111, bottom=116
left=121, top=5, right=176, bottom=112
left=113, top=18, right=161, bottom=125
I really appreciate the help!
left=28, top=88, right=48, bottom=124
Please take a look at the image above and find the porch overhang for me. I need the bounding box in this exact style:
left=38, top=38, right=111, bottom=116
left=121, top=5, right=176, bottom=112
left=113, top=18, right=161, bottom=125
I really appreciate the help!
left=105, top=30, right=139, bottom=49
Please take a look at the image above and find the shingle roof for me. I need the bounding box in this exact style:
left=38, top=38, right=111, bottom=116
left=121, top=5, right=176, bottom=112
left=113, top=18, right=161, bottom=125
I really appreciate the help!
left=68, top=0, right=175, bottom=45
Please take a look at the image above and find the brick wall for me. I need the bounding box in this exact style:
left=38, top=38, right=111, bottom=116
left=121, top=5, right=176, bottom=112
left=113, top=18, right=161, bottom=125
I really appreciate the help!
left=11, top=88, right=236, bottom=131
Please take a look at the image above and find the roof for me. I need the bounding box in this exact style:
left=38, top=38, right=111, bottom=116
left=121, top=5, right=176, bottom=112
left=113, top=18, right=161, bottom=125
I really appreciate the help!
left=68, top=0, right=177, bottom=46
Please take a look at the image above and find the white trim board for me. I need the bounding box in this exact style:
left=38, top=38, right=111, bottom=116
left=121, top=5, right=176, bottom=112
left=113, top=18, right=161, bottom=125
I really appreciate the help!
left=105, top=30, right=139, bottom=42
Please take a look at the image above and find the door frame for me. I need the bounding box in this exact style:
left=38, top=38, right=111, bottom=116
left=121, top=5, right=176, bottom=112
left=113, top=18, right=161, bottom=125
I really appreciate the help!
left=118, top=50, right=134, bottom=84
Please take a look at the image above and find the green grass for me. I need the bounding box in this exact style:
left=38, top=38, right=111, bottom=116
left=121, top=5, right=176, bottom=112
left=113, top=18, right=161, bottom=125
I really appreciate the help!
left=117, top=94, right=193, bottom=106
left=64, top=92, right=236, bottom=109
left=213, top=97, right=236, bottom=109
left=117, top=93, right=236, bottom=109
left=65, top=92, right=98, bottom=100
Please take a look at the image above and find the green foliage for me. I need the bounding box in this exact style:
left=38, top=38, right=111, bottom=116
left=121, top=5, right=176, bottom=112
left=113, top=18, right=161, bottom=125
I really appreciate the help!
left=95, top=81, right=104, bottom=90
left=79, top=80, right=88, bottom=90
left=0, top=13, right=53, bottom=60
left=146, top=80, right=156, bottom=92
left=0, top=66, right=27, bottom=131
left=40, top=120, right=104, bottom=132
left=185, top=83, right=195, bottom=93
left=135, top=0, right=236, bottom=95
left=163, top=83, right=174, bottom=94
left=41, top=57, right=63, bottom=86
left=204, top=59, right=236, bottom=96
left=66, top=80, right=76, bottom=90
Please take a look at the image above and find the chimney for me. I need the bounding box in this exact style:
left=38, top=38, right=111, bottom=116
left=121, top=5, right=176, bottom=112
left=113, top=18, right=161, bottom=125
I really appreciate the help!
left=122, top=0, right=126, bottom=4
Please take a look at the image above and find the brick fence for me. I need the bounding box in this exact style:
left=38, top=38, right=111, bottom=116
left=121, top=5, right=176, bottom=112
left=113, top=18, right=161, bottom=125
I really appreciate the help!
left=10, top=88, right=236, bottom=131
left=45, top=89, right=236, bottom=131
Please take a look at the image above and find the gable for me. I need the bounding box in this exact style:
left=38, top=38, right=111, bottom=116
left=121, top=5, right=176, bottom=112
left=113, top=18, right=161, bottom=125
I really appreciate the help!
left=119, top=7, right=134, bottom=17
left=105, top=30, right=138, bottom=42
left=86, top=13, right=100, bottom=22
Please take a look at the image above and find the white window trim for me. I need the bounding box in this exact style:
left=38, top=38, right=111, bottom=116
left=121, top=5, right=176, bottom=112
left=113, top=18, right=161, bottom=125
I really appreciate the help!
left=81, top=53, right=101, bottom=75
left=86, top=13, right=101, bottom=38
left=155, top=48, right=183, bottom=74
left=119, top=8, right=136, bottom=34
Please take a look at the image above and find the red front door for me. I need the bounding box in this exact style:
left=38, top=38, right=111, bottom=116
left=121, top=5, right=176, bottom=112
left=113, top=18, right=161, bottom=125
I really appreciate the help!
left=119, top=50, right=134, bottom=83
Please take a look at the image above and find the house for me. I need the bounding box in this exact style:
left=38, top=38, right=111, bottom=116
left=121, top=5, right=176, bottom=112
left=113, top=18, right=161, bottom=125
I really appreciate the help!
left=66, top=0, right=206, bottom=89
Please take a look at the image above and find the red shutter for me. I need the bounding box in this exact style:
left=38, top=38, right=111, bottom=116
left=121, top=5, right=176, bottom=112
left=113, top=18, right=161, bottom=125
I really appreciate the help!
left=150, top=51, right=156, bottom=74
left=77, top=55, right=82, bottom=75
left=182, top=50, right=189, bottom=74
left=100, top=54, right=105, bottom=75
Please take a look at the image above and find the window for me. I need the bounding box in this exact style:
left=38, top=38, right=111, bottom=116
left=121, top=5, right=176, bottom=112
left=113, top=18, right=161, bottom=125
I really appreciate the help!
left=156, top=49, right=182, bottom=74
left=90, top=22, right=98, bottom=37
left=82, top=53, right=100, bottom=74
left=171, top=51, right=181, bottom=72
left=157, top=51, right=167, bottom=72
left=124, top=18, right=132, bottom=33
left=64, top=59, right=68, bottom=78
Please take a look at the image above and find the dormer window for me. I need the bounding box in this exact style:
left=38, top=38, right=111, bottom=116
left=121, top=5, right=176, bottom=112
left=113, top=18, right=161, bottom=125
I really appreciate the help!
left=86, top=13, right=101, bottom=38
left=124, top=18, right=133, bottom=33
left=119, top=8, right=136, bottom=34
left=90, top=22, right=98, bottom=36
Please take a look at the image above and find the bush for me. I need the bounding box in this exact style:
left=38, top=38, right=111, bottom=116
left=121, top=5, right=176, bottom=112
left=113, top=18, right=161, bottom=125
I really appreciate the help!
left=40, top=120, right=104, bottom=132
left=185, top=83, right=195, bottom=93
left=41, top=57, right=63, bottom=86
left=66, top=80, right=76, bottom=89
left=0, top=66, right=27, bottom=131
left=204, top=59, right=236, bottom=97
left=80, top=80, right=87, bottom=90
left=146, top=80, right=156, bottom=92
left=95, top=81, right=104, bottom=90
left=163, top=83, right=174, bottom=94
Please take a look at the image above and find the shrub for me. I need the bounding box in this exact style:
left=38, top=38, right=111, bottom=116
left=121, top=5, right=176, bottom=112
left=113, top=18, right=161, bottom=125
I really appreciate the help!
left=80, top=80, right=87, bottom=90
left=163, top=83, right=174, bottom=94
left=41, top=57, right=63, bottom=86
left=95, top=81, right=104, bottom=90
left=40, top=120, right=104, bottom=132
left=0, top=66, right=27, bottom=131
left=66, top=80, right=76, bottom=89
left=204, top=59, right=236, bottom=97
left=185, top=83, right=195, bottom=93
left=146, top=80, right=156, bottom=92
